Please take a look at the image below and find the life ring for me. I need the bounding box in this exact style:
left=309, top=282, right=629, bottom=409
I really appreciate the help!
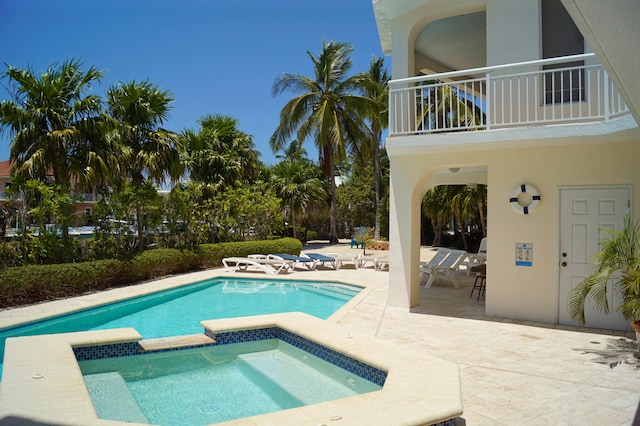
left=509, top=184, right=541, bottom=215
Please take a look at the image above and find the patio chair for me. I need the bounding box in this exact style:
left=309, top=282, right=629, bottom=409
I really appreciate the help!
left=267, top=253, right=318, bottom=270
left=463, top=237, right=487, bottom=275
left=350, top=235, right=365, bottom=249
left=420, top=249, right=467, bottom=288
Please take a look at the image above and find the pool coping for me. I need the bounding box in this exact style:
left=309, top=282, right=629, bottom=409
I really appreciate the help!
left=0, top=312, right=463, bottom=426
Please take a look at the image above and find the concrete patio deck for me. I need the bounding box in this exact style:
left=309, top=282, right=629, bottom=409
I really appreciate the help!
left=303, top=241, right=640, bottom=425
left=0, top=240, right=638, bottom=425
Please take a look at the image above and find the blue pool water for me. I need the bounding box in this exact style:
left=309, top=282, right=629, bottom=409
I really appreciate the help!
left=79, top=339, right=381, bottom=425
left=0, top=277, right=362, bottom=380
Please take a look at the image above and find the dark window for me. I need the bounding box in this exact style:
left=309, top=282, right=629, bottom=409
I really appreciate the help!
left=542, top=0, right=585, bottom=104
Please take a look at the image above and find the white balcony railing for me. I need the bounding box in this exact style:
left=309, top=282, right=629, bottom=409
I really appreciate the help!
left=388, top=53, right=630, bottom=137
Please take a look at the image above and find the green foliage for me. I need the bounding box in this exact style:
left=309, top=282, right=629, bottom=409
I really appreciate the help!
left=0, top=238, right=301, bottom=308
left=337, top=168, right=376, bottom=233
left=568, top=213, right=640, bottom=324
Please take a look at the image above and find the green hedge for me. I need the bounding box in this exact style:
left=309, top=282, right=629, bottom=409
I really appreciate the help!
left=0, top=238, right=302, bottom=308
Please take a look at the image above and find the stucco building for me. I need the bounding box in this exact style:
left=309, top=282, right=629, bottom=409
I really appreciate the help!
left=373, top=0, right=640, bottom=330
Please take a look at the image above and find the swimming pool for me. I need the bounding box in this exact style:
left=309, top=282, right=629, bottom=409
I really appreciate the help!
left=1, top=313, right=464, bottom=425
left=0, top=277, right=363, bottom=380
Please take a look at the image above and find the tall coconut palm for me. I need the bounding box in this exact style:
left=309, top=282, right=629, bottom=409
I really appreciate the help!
left=447, top=185, right=472, bottom=251
left=418, top=81, right=485, bottom=132
left=270, top=40, right=375, bottom=245
left=0, top=59, right=116, bottom=242
left=358, top=56, right=389, bottom=240
left=106, top=79, right=183, bottom=251
left=422, top=186, right=451, bottom=247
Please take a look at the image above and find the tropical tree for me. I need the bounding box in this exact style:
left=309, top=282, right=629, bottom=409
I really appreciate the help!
left=422, top=186, right=451, bottom=247
left=358, top=56, right=389, bottom=240
left=417, top=80, right=485, bottom=132
left=447, top=185, right=471, bottom=251
left=182, top=114, right=260, bottom=196
left=275, top=139, right=307, bottom=163
left=0, top=59, right=116, bottom=244
left=106, top=79, right=183, bottom=251
left=467, top=184, right=487, bottom=238
left=270, top=158, right=325, bottom=240
left=270, top=40, right=376, bottom=245
left=568, top=213, right=640, bottom=329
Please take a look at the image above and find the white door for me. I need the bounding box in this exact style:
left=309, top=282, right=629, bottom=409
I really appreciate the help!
left=558, top=186, right=631, bottom=330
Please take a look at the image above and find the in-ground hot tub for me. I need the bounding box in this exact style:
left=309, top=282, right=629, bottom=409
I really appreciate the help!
left=0, top=312, right=463, bottom=425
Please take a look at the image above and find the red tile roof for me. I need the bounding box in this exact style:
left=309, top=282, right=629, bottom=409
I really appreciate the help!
left=0, top=160, right=13, bottom=177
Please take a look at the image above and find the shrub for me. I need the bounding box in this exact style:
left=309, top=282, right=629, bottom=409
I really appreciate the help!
left=0, top=238, right=302, bottom=308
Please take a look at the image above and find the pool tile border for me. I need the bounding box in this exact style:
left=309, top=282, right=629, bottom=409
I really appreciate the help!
left=73, top=326, right=388, bottom=387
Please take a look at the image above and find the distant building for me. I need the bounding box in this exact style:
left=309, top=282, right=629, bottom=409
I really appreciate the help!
left=0, top=160, right=98, bottom=230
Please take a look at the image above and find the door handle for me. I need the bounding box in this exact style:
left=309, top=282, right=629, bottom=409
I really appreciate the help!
left=561, top=262, right=567, bottom=267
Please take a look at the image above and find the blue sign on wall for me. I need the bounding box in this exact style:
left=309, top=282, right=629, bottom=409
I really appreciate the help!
left=515, top=243, right=533, bottom=266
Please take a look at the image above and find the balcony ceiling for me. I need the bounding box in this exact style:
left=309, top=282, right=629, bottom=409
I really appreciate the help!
left=415, top=11, right=486, bottom=74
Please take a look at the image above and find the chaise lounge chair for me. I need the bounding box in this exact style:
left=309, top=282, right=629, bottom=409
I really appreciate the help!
left=267, top=253, right=319, bottom=270
left=323, top=252, right=369, bottom=270
left=374, top=256, right=389, bottom=271
left=303, top=253, right=338, bottom=270
left=419, top=249, right=467, bottom=288
left=222, top=256, right=294, bottom=275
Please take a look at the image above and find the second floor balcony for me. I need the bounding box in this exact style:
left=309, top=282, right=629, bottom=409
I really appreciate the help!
left=388, top=53, right=631, bottom=138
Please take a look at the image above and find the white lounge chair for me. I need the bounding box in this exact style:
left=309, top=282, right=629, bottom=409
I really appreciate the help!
left=420, top=249, right=466, bottom=288
left=419, top=248, right=452, bottom=278
left=222, top=256, right=294, bottom=275
left=323, top=252, right=368, bottom=270
left=267, top=253, right=318, bottom=270
left=374, top=256, right=389, bottom=271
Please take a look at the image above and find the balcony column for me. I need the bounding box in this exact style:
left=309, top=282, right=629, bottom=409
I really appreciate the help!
left=387, top=160, right=423, bottom=308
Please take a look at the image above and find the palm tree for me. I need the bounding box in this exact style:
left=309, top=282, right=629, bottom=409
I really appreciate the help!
left=447, top=185, right=472, bottom=251
left=275, top=140, right=307, bottom=163
left=270, top=158, right=325, bottom=240
left=422, top=186, right=451, bottom=247
left=358, top=57, right=389, bottom=240
left=270, top=40, right=375, bottom=245
left=417, top=80, right=485, bottom=132
left=182, top=114, right=260, bottom=196
left=106, top=79, right=183, bottom=251
left=0, top=59, right=115, bottom=242
left=466, top=184, right=487, bottom=238
left=568, top=213, right=640, bottom=329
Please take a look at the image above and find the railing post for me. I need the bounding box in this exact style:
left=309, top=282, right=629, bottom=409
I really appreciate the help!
left=603, top=70, right=610, bottom=121
left=485, top=72, right=491, bottom=130
left=388, top=87, right=395, bottom=136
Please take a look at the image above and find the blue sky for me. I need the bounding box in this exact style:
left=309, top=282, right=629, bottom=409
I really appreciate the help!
left=0, top=0, right=389, bottom=165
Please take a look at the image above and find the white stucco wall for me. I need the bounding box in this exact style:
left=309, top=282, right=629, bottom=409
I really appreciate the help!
left=484, top=139, right=640, bottom=322
left=386, top=134, right=640, bottom=324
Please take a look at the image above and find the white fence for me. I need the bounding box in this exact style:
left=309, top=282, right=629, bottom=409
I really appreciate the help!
left=388, top=53, right=629, bottom=137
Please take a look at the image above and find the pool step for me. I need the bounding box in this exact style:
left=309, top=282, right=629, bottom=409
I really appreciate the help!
left=83, top=372, right=148, bottom=424
left=139, top=334, right=216, bottom=352
left=237, top=349, right=357, bottom=406
left=298, top=285, right=358, bottom=301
